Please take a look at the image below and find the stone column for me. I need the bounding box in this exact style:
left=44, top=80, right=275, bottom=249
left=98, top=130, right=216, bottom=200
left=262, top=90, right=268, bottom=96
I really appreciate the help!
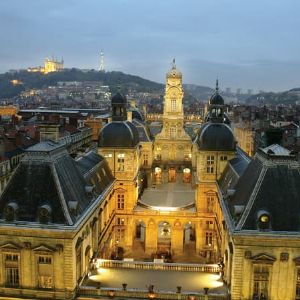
left=125, top=219, right=133, bottom=252
left=145, top=219, right=157, bottom=255
left=171, top=224, right=184, bottom=255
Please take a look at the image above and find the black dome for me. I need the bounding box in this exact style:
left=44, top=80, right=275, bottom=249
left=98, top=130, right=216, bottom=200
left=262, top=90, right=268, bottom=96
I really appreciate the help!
left=196, top=123, right=236, bottom=151
left=131, top=109, right=145, bottom=122
left=98, top=121, right=139, bottom=148
left=112, top=92, right=127, bottom=104
left=209, top=93, right=224, bottom=105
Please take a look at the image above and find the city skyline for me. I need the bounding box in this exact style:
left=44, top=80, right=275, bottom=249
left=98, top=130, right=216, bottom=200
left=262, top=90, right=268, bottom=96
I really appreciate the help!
left=0, top=0, right=300, bottom=92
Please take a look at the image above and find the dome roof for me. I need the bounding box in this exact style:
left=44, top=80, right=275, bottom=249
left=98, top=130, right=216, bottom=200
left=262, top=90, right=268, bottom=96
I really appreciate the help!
left=111, top=92, right=127, bottom=104
left=196, top=123, right=236, bottom=151
left=209, top=93, right=224, bottom=105
left=98, top=121, right=139, bottom=148
left=131, top=109, right=145, bottom=122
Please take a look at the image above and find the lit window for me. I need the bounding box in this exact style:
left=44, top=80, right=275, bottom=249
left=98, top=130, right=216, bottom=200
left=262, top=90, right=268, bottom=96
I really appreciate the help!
left=206, top=156, right=214, bottom=173
left=117, top=218, right=125, bottom=225
left=116, top=228, right=125, bottom=242
left=105, top=153, right=112, bottom=158
left=117, top=194, right=125, bottom=210
left=205, top=232, right=213, bottom=246
left=117, top=153, right=125, bottom=171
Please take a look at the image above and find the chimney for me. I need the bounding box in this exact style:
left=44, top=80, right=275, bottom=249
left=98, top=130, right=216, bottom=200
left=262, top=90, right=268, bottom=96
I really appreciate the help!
left=38, top=123, right=60, bottom=142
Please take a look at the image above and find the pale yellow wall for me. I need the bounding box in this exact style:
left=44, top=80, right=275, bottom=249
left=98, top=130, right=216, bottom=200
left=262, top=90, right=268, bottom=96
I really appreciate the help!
left=228, top=235, right=300, bottom=300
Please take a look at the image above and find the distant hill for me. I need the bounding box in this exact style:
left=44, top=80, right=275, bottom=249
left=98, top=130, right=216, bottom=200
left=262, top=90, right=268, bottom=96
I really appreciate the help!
left=0, top=69, right=164, bottom=99
left=183, top=84, right=214, bottom=101
left=246, top=88, right=300, bottom=105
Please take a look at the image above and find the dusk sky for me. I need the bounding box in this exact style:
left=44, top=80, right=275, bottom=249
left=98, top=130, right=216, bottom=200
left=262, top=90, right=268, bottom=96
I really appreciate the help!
left=0, top=0, right=300, bottom=92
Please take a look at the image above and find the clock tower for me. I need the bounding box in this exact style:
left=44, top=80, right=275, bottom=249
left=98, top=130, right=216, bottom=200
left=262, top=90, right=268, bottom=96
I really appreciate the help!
left=154, top=60, right=191, bottom=163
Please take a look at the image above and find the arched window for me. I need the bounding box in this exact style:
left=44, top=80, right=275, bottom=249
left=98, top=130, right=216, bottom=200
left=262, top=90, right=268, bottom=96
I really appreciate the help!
left=171, top=99, right=176, bottom=111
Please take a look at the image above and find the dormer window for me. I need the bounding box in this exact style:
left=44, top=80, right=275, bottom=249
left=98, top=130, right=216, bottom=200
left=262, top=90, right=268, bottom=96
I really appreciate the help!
left=4, top=202, right=18, bottom=222
left=38, top=205, right=52, bottom=224
left=257, top=210, right=271, bottom=230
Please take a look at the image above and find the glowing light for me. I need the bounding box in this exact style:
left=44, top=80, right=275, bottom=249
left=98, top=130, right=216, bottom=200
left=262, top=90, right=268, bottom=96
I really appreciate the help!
left=151, top=206, right=178, bottom=212
left=97, top=267, right=108, bottom=275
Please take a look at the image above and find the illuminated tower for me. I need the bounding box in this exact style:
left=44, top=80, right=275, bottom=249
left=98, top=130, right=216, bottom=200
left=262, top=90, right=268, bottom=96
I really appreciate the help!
left=154, top=59, right=191, bottom=162
left=99, top=50, right=105, bottom=72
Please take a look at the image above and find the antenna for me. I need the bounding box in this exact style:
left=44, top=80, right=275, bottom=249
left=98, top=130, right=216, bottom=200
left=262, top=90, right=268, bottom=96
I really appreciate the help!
left=99, top=50, right=105, bottom=72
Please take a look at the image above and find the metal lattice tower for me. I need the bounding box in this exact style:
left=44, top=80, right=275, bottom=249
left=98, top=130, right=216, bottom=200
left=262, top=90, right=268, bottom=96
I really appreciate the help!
left=99, top=50, right=105, bottom=72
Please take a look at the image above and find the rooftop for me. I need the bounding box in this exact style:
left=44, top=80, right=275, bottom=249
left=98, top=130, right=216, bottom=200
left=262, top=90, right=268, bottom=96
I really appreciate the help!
left=137, top=182, right=195, bottom=211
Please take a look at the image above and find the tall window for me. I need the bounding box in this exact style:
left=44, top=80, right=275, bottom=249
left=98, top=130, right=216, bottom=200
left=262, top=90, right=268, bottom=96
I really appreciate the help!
left=171, top=99, right=176, bottom=111
left=206, top=196, right=215, bottom=213
left=220, top=155, right=227, bottom=161
left=5, top=253, right=19, bottom=286
left=206, top=155, right=215, bottom=174
left=205, top=232, right=213, bottom=246
left=116, top=228, right=125, bottom=242
left=206, top=220, right=214, bottom=230
left=117, top=194, right=125, bottom=210
left=170, top=127, right=176, bottom=139
left=296, top=269, right=300, bottom=300
left=143, top=154, right=148, bottom=166
left=253, top=265, right=269, bottom=299
left=37, top=255, right=53, bottom=289
left=117, top=217, right=125, bottom=225
left=117, top=153, right=125, bottom=171
left=76, top=247, right=82, bottom=282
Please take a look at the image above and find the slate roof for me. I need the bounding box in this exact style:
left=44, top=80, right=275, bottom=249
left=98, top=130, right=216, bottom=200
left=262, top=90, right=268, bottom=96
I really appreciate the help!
left=0, top=141, right=114, bottom=226
left=132, top=119, right=152, bottom=142
left=98, top=121, right=139, bottom=148
left=218, top=147, right=250, bottom=193
left=219, top=145, right=300, bottom=232
left=195, top=123, right=236, bottom=151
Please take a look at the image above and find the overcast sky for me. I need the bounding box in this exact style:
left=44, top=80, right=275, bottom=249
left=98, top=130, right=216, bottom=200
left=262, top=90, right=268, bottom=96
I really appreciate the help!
left=0, top=0, right=299, bottom=92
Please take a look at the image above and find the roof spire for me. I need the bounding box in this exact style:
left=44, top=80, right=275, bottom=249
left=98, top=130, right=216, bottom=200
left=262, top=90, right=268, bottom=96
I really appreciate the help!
left=172, top=58, right=176, bottom=69
left=216, top=78, right=219, bottom=93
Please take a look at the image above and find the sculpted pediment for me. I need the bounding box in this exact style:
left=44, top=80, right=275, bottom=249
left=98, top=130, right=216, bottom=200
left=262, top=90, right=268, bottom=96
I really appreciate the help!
left=33, top=244, right=55, bottom=252
left=251, top=253, right=276, bottom=264
left=0, top=242, right=22, bottom=250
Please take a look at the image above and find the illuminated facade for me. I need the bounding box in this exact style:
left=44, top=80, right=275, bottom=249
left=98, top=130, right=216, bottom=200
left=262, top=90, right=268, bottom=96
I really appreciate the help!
left=27, top=58, right=64, bottom=74
left=44, top=57, right=64, bottom=74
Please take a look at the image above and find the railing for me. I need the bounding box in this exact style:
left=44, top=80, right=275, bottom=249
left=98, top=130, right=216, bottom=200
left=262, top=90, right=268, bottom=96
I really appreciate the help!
left=93, top=259, right=221, bottom=273
left=78, top=286, right=229, bottom=300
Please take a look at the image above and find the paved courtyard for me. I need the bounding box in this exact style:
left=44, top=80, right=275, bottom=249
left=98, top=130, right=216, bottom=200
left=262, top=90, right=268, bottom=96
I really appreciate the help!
left=86, top=268, right=226, bottom=294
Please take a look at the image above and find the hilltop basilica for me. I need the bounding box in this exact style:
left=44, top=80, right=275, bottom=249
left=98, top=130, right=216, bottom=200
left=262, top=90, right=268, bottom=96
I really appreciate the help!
left=0, top=62, right=300, bottom=300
